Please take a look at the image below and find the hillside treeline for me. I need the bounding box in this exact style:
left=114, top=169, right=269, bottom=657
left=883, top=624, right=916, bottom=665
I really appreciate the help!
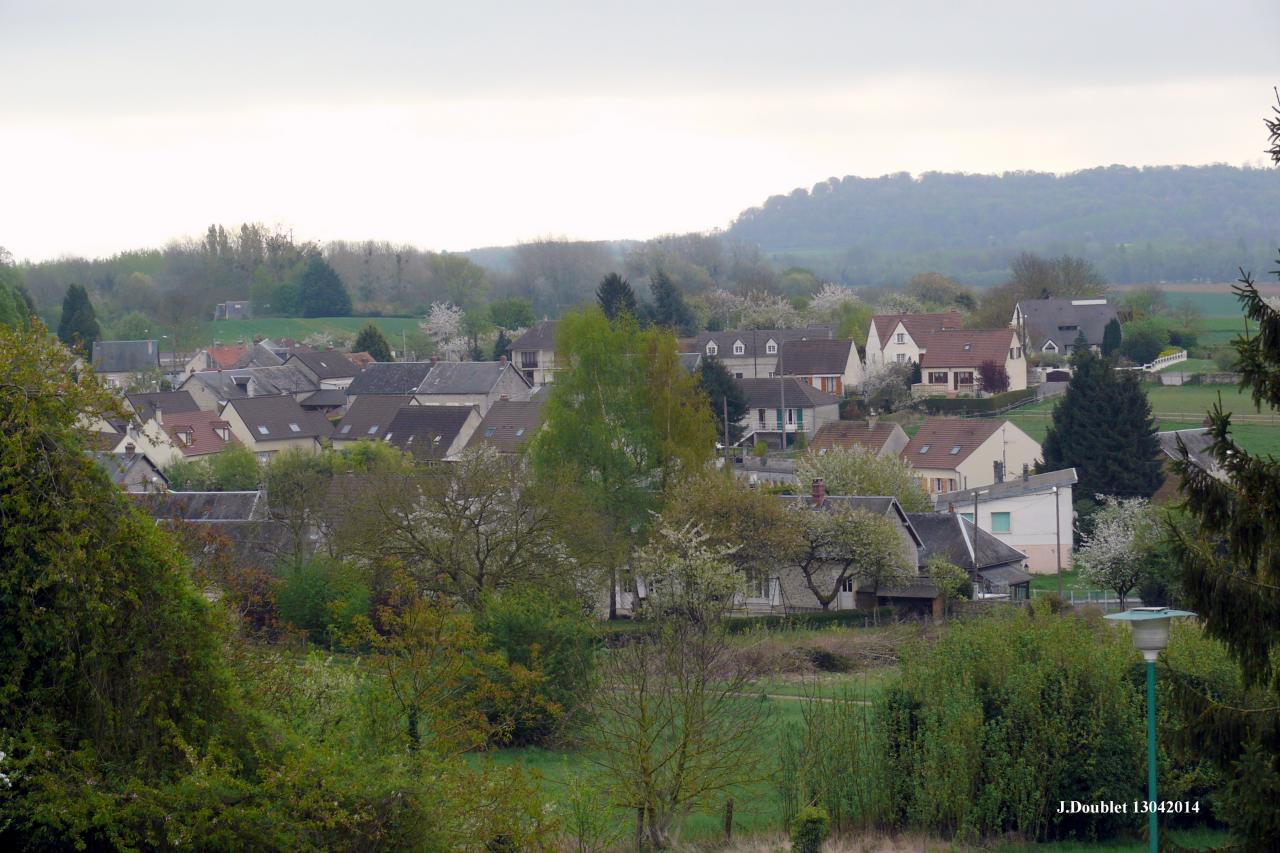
left=728, top=165, right=1280, bottom=286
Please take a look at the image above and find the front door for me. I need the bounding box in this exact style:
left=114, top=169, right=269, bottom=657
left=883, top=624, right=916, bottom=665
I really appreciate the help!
left=836, top=576, right=856, bottom=609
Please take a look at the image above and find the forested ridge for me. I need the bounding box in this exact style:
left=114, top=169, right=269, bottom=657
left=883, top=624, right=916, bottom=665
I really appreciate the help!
left=728, top=164, right=1280, bottom=285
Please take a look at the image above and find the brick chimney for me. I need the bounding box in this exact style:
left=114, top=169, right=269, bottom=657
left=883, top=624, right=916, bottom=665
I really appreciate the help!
left=810, top=477, right=825, bottom=507
left=993, top=460, right=1004, bottom=483
left=499, top=355, right=508, bottom=366
left=1022, top=463, right=1030, bottom=482
left=431, top=355, right=439, bottom=365
left=124, top=442, right=136, bottom=459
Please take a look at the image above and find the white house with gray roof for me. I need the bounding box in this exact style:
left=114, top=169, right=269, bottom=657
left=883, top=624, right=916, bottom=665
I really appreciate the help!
left=684, top=326, right=833, bottom=379
left=91, top=340, right=161, bottom=388
left=1010, top=298, right=1119, bottom=355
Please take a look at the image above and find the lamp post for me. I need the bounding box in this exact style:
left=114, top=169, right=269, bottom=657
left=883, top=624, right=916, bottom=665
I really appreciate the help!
left=1104, top=607, right=1196, bottom=853
left=1052, top=485, right=1062, bottom=598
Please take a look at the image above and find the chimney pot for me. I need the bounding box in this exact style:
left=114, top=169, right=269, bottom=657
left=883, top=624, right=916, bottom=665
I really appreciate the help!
left=431, top=355, right=439, bottom=365
left=155, top=406, right=162, bottom=425
left=124, top=442, right=136, bottom=458
left=1022, top=463, right=1030, bottom=482
left=810, top=477, right=825, bottom=507
left=500, top=355, right=508, bottom=365
left=993, top=460, right=1003, bottom=483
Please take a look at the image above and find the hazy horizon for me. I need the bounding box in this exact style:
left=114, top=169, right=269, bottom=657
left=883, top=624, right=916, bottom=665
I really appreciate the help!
left=2, top=1, right=1276, bottom=262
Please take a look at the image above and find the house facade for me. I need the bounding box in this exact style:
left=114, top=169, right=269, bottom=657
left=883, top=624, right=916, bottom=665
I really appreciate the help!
left=1011, top=298, right=1118, bottom=354
left=220, top=395, right=331, bottom=459
left=912, top=329, right=1027, bottom=396
left=809, top=420, right=910, bottom=457
left=864, top=312, right=961, bottom=373
left=902, top=418, right=1042, bottom=494
left=383, top=404, right=482, bottom=461
left=286, top=350, right=360, bottom=390
left=736, top=377, right=841, bottom=449
left=684, top=327, right=834, bottom=379
left=778, top=338, right=864, bottom=396
left=91, top=339, right=161, bottom=388
left=932, top=467, right=1076, bottom=574
left=411, top=359, right=533, bottom=416
left=511, top=321, right=559, bottom=386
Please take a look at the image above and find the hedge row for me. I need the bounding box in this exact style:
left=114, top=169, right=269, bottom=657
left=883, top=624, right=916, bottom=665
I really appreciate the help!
left=600, top=607, right=897, bottom=641
left=922, top=387, right=1037, bottom=415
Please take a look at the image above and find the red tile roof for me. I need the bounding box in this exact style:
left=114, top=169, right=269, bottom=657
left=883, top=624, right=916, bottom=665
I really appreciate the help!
left=163, top=410, right=237, bottom=457
left=918, top=329, right=1019, bottom=369
left=871, top=311, right=961, bottom=346
left=347, top=352, right=377, bottom=369
left=810, top=421, right=903, bottom=454
left=207, top=345, right=248, bottom=370
left=902, top=417, right=1005, bottom=469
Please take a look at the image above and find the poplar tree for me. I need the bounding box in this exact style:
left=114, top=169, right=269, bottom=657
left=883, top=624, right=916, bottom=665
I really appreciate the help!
left=1101, top=317, right=1122, bottom=356
left=1038, top=342, right=1163, bottom=500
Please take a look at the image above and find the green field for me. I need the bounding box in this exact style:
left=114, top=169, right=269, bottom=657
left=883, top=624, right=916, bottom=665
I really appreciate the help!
left=1002, top=383, right=1280, bottom=457
left=202, top=316, right=422, bottom=347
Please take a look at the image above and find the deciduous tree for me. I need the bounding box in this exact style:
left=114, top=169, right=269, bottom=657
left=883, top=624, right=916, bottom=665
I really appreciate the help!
left=796, top=446, right=931, bottom=511
left=1075, top=496, right=1158, bottom=607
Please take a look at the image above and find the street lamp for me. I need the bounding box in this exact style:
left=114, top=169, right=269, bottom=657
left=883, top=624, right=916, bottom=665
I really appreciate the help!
left=1104, top=606, right=1196, bottom=853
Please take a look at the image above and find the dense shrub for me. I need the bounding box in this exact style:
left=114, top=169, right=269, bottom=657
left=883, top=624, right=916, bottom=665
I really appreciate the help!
left=923, top=387, right=1036, bottom=414
left=277, top=557, right=371, bottom=645
left=790, top=805, right=831, bottom=853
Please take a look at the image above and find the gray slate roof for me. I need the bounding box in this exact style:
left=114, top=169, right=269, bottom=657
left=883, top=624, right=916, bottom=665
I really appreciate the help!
left=932, top=467, right=1078, bottom=509
left=512, top=320, right=558, bottom=351
left=300, top=388, right=348, bottom=408
left=907, top=512, right=1026, bottom=571
left=288, top=350, right=359, bottom=381
left=184, top=364, right=319, bottom=401
left=1016, top=299, right=1118, bottom=348
left=779, top=339, right=856, bottom=376
left=737, top=377, right=840, bottom=409
left=777, top=494, right=922, bottom=546
left=89, top=450, right=168, bottom=489
left=92, top=340, right=160, bottom=373
left=233, top=342, right=285, bottom=368
left=417, top=361, right=531, bottom=395
left=383, top=405, right=477, bottom=458
left=334, top=395, right=415, bottom=440
left=466, top=399, right=544, bottom=453
left=225, top=395, right=332, bottom=440
left=127, top=390, right=200, bottom=422
left=1157, top=429, right=1224, bottom=479
left=345, top=362, right=435, bottom=396
left=688, top=327, right=833, bottom=359
left=135, top=490, right=268, bottom=521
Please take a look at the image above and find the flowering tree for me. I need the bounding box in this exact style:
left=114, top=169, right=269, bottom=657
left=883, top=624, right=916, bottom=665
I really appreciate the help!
left=1075, top=496, right=1159, bottom=607
left=739, top=290, right=803, bottom=329
left=699, top=287, right=745, bottom=329
left=808, top=283, right=862, bottom=317
left=796, top=446, right=931, bottom=511
left=876, top=293, right=923, bottom=315
left=421, top=301, right=467, bottom=360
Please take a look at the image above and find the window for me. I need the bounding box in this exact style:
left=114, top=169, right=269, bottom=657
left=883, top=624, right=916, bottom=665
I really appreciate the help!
left=949, top=444, right=962, bottom=455
left=757, top=408, right=767, bottom=426
left=840, top=576, right=855, bottom=593
left=960, top=511, right=974, bottom=522
left=483, top=427, right=497, bottom=438
left=339, top=424, right=352, bottom=434
left=1043, top=341, right=1058, bottom=353
left=766, top=340, right=777, bottom=354
left=733, top=340, right=745, bottom=355
left=735, top=372, right=744, bottom=379
left=288, top=423, right=301, bottom=433
left=928, top=371, right=948, bottom=384
left=706, top=342, right=718, bottom=356
left=366, top=425, right=379, bottom=435
left=955, top=371, right=974, bottom=386
left=895, top=353, right=906, bottom=364
left=991, top=512, right=1011, bottom=533
left=519, top=351, right=538, bottom=369
left=895, top=332, right=904, bottom=344
left=1010, top=348, right=1016, bottom=359
left=256, top=425, right=269, bottom=435
left=786, top=408, right=794, bottom=425
left=918, top=444, right=931, bottom=453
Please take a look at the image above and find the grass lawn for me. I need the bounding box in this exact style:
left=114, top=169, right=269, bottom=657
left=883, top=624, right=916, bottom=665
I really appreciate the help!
left=994, top=827, right=1227, bottom=852
left=1158, top=357, right=1215, bottom=374
left=1029, top=569, right=1087, bottom=594
left=201, top=316, right=423, bottom=347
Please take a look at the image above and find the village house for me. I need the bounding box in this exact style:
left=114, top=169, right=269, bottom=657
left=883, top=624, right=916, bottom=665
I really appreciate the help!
left=344, top=362, right=436, bottom=403
left=412, top=359, right=533, bottom=415
left=913, top=328, right=1027, bottom=396
left=902, top=417, right=1042, bottom=494
left=331, top=395, right=416, bottom=448
left=90, top=446, right=169, bottom=493
left=511, top=320, right=559, bottom=386
left=809, top=419, right=910, bottom=457
left=1153, top=428, right=1226, bottom=502
left=907, top=511, right=1033, bottom=599
left=382, top=404, right=482, bottom=461
left=180, top=344, right=249, bottom=378
left=91, top=339, right=161, bottom=388
left=125, top=390, right=201, bottom=422
left=213, top=300, right=252, bottom=320
left=465, top=399, right=545, bottom=454
left=1011, top=298, right=1119, bottom=355
left=932, top=467, right=1077, bottom=574
left=864, top=312, right=961, bottom=373
left=285, top=350, right=361, bottom=390
left=298, top=388, right=347, bottom=416
left=684, top=327, right=833, bottom=379
left=736, top=377, right=841, bottom=449
left=180, top=363, right=320, bottom=410
left=778, top=338, right=864, bottom=395
left=220, top=395, right=332, bottom=460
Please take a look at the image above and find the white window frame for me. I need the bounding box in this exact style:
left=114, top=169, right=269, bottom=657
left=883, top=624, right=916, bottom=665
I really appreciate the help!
left=732, top=340, right=745, bottom=356
left=765, top=340, right=778, bottom=355
left=706, top=342, right=718, bottom=356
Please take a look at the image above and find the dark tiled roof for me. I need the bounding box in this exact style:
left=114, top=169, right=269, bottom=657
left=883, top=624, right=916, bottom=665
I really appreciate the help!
left=902, top=418, right=1005, bottom=468
left=233, top=342, right=285, bottom=368
left=737, top=377, right=840, bottom=409
left=136, top=490, right=268, bottom=521
left=184, top=364, right=319, bottom=401
left=870, top=312, right=961, bottom=345
left=779, top=339, right=857, bottom=376
left=162, top=410, right=236, bottom=457
left=932, top=467, right=1078, bottom=508
left=776, top=494, right=922, bottom=546
left=417, top=361, right=530, bottom=395
left=1157, top=429, right=1219, bottom=473
left=512, top=320, right=558, bottom=351
left=288, top=350, right=360, bottom=380
left=918, top=328, right=1018, bottom=369
left=89, top=451, right=168, bottom=489
left=687, top=327, right=833, bottom=358
left=466, top=399, right=544, bottom=453
left=92, top=340, right=160, bottom=373
left=680, top=352, right=703, bottom=373
left=225, top=395, right=331, bottom=440
left=907, top=512, right=1026, bottom=571
left=127, top=390, right=200, bottom=422
left=1017, top=299, right=1118, bottom=348
left=300, top=388, right=348, bottom=408
left=810, top=421, right=904, bottom=454
left=345, top=362, right=434, bottom=396
left=383, top=405, right=477, bottom=458
left=334, top=395, right=415, bottom=441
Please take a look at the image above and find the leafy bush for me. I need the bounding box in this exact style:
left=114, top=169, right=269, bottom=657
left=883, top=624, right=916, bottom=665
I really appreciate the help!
left=790, top=805, right=832, bottom=853
left=923, top=387, right=1036, bottom=414
left=277, top=557, right=371, bottom=644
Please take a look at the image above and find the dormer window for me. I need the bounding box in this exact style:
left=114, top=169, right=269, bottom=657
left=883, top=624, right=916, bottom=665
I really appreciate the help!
left=706, top=342, right=718, bottom=356
left=733, top=340, right=745, bottom=356
left=766, top=340, right=777, bottom=355
left=256, top=425, right=269, bottom=435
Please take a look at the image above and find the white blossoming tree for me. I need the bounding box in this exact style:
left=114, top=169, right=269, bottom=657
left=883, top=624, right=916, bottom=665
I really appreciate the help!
left=1075, top=496, right=1160, bottom=607
left=700, top=287, right=746, bottom=330
left=808, top=283, right=862, bottom=317
left=739, top=291, right=802, bottom=329
left=876, top=293, right=923, bottom=315
left=420, top=301, right=467, bottom=360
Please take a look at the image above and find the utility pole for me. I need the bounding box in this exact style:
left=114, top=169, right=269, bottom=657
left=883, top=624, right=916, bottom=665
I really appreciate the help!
left=723, top=395, right=730, bottom=459
left=778, top=343, right=786, bottom=450
left=1053, top=485, right=1063, bottom=598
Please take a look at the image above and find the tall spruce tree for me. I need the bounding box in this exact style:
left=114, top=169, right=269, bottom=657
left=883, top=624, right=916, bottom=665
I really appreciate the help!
left=57, top=283, right=100, bottom=355
left=353, top=322, right=392, bottom=362
left=1101, top=317, right=1122, bottom=355
left=492, top=328, right=512, bottom=361
left=596, top=272, right=638, bottom=321
left=297, top=256, right=352, bottom=317
left=1038, top=342, right=1163, bottom=500
left=697, top=357, right=748, bottom=445
left=649, top=270, right=695, bottom=335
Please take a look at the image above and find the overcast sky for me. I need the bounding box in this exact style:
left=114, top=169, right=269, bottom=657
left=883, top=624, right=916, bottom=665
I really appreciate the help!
left=2, top=0, right=1276, bottom=261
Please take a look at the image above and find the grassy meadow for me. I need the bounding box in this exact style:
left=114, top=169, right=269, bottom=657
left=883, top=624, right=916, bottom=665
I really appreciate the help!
left=203, top=316, right=423, bottom=346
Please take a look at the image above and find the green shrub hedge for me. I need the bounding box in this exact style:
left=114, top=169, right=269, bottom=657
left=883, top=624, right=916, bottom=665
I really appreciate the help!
left=923, top=387, right=1037, bottom=415
left=600, top=607, right=897, bottom=642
